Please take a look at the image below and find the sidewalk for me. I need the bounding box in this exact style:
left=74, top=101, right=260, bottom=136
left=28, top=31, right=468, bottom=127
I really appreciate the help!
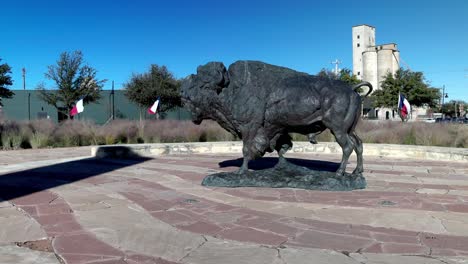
left=0, top=146, right=467, bottom=264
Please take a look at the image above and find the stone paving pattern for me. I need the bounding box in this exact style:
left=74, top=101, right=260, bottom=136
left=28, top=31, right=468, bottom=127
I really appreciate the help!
left=0, top=146, right=467, bottom=263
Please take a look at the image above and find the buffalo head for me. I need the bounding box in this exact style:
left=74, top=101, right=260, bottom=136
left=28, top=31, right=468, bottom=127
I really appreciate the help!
left=181, top=62, right=230, bottom=124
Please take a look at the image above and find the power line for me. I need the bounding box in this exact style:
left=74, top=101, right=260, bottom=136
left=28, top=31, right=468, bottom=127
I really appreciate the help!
left=393, top=52, right=412, bottom=71
left=399, top=57, right=412, bottom=71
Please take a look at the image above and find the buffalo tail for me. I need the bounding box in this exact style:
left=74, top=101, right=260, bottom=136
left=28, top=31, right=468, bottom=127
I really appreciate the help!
left=352, top=82, right=373, bottom=97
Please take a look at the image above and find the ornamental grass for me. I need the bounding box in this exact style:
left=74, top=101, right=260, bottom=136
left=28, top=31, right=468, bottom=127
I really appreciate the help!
left=0, top=118, right=466, bottom=150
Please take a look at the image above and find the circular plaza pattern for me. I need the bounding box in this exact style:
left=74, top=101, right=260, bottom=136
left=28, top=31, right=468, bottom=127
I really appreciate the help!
left=0, top=143, right=467, bottom=264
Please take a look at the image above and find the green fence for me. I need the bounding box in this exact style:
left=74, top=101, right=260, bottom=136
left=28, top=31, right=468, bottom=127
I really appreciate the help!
left=1, top=90, right=192, bottom=124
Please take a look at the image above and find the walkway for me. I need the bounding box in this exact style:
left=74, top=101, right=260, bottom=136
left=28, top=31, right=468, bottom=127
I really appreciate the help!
left=0, top=146, right=467, bottom=263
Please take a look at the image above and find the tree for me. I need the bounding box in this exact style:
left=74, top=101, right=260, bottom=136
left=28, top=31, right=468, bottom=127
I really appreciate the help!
left=317, top=68, right=366, bottom=95
left=337, top=68, right=361, bottom=86
left=0, top=58, right=15, bottom=106
left=124, top=64, right=181, bottom=119
left=442, top=100, right=467, bottom=118
left=370, top=68, right=440, bottom=120
left=317, top=68, right=360, bottom=86
left=317, top=68, right=335, bottom=79
left=36, top=51, right=106, bottom=119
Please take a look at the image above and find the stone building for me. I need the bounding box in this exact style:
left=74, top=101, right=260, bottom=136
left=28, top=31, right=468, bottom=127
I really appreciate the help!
left=352, top=24, right=405, bottom=120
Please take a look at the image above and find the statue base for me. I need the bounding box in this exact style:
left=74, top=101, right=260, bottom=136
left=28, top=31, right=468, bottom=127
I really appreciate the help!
left=202, top=160, right=366, bottom=191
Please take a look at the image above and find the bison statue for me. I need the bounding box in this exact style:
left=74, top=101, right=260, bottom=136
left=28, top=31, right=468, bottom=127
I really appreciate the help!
left=181, top=61, right=372, bottom=176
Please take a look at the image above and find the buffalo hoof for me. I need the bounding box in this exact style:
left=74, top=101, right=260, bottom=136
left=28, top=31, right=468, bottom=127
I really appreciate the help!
left=236, top=167, right=248, bottom=175
left=352, top=168, right=363, bottom=175
left=275, top=157, right=290, bottom=168
left=308, top=136, right=318, bottom=144
left=335, top=169, right=345, bottom=176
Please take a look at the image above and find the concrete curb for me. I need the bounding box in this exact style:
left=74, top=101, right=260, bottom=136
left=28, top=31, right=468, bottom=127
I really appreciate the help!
left=91, top=141, right=468, bottom=162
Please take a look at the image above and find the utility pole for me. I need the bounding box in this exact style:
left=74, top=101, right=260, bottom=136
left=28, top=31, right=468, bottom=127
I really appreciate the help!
left=440, top=84, right=448, bottom=118
left=440, top=85, right=448, bottom=115
left=28, top=93, right=31, bottom=120
left=22, top=68, right=26, bottom=90
left=22, top=68, right=31, bottom=120
left=330, top=59, right=342, bottom=75
left=111, top=81, right=115, bottom=120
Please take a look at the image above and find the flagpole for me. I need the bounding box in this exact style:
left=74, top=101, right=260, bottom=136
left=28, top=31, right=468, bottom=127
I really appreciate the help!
left=397, top=92, right=401, bottom=120
left=112, top=81, right=115, bottom=120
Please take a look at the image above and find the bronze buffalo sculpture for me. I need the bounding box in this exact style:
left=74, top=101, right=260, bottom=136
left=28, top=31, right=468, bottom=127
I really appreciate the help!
left=181, top=61, right=372, bottom=176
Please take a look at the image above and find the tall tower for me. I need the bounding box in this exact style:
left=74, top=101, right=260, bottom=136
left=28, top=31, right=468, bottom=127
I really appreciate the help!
left=377, top=43, right=400, bottom=87
left=352, top=25, right=403, bottom=120
left=352, top=25, right=400, bottom=91
left=352, top=25, right=375, bottom=80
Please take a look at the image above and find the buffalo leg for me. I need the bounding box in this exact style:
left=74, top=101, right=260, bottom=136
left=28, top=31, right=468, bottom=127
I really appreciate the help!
left=275, top=134, right=293, bottom=165
left=349, top=132, right=363, bottom=174
left=307, top=123, right=326, bottom=144
left=332, top=130, right=354, bottom=176
left=238, top=130, right=269, bottom=174
left=307, top=133, right=319, bottom=144
left=238, top=143, right=251, bottom=174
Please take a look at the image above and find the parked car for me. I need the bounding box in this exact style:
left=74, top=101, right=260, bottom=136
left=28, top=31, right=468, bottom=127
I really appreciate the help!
left=449, top=117, right=467, bottom=124
left=422, top=118, right=436, bottom=123
left=435, top=118, right=455, bottom=123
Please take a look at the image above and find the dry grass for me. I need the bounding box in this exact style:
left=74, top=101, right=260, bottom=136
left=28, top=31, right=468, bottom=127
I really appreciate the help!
left=0, top=118, right=466, bottom=150
left=355, top=120, right=468, bottom=147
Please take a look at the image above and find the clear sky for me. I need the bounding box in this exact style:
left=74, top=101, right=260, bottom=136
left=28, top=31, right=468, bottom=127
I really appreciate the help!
left=1, top=0, right=467, bottom=101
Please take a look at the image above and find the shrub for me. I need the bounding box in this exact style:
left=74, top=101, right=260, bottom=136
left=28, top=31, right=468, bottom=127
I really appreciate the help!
left=51, top=119, right=98, bottom=147
left=453, top=125, right=468, bottom=148
left=2, top=132, right=21, bottom=150
left=0, top=120, right=21, bottom=150
left=100, top=119, right=140, bottom=144
left=30, top=132, right=50, bottom=149
left=0, top=118, right=467, bottom=150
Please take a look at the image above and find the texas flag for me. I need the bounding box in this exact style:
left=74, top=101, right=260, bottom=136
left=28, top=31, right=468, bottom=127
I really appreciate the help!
left=398, top=93, right=411, bottom=119
left=70, top=98, right=84, bottom=116
left=148, top=97, right=160, bottom=114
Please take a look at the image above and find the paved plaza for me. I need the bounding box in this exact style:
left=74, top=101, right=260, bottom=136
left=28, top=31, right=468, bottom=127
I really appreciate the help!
left=0, top=145, right=467, bottom=263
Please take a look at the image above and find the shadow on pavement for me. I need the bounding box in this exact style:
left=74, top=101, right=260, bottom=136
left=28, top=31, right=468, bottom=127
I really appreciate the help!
left=219, top=157, right=340, bottom=172
left=0, top=146, right=151, bottom=202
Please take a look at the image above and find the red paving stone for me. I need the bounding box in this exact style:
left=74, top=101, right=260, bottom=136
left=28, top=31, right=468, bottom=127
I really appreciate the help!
left=53, top=233, right=123, bottom=256
left=9, top=188, right=178, bottom=264
left=120, top=176, right=468, bottom=255
left=11, top=191, right=58, bottom=206
left=150, top=210, right=198, bottom=225
left=125, top=254, right=181, bottom=264
left=20, top=205, right=38, bottom=216
left=159, top=178, right=467, bottom=214
left=42, top=221, right=84, bottom=237
left=370, top=232, right=419, bottom=244
left=35, top=213, right=76, bottom=227
left=58, top=254, right=122, bottom=264
left=255, top=221, right=300, bottom=236
left=139, top=199, right=175, bottom=212
left=36, top=203, right=73, bottom=215
left=288, top=230, right=374, bottom=252
left=419, top=233, right=468, bottom=252
left=363, top=242, right=429, bottom=254
left=444, top=203, right=468, bottom=213
left=216, top=226, right=288, bottom=245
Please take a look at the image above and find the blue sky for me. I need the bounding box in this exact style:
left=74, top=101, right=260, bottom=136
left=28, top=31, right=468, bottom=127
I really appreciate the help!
left=1, top=0, right=467, bottom=101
